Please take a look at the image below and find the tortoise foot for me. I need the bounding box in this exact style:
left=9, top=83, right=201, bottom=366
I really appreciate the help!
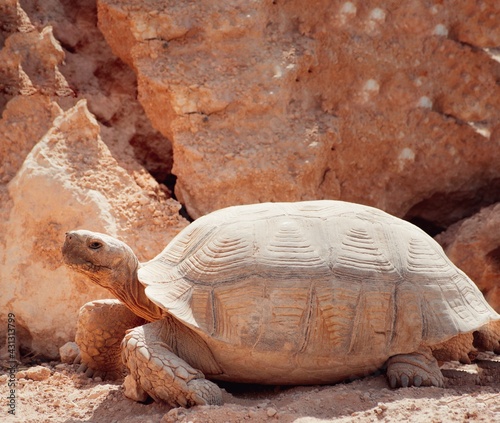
left=122, top=322, right=222, bottom=407
left=187, top=378, right=223, bottom=406
left=75, top=356, right=122, bottom=380
left=386, top=350, right=444, bottom=388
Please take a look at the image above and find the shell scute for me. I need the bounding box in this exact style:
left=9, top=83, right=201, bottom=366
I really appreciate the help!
left=406, top=237, right=451, bottom=274
left=335, top=225, right=397, bottom=274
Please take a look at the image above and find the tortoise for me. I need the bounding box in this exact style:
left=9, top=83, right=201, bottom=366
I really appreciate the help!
left=62, top=200, right=500, bottom=407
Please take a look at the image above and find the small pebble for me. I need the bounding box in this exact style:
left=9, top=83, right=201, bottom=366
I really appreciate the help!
left=25, top=365, right=51, bottom=381
left=59, top=342, right=79, bottom=363
left=248, top=409, right=258, bottom=419
left=267, top=407, right=277, bottom=417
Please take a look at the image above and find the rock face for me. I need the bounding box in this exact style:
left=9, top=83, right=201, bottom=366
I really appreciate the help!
left=0, top=95, right=62, bottom=185
left=0, top=1, right=186, bottom=359
left=0, top=0, right=174, bottom=186
left=436, top=204, right=500, bottom=312
left=98, top=0, right=500, bottom=220
left=1, top=0, right=500, bottom=358
left=0, top=100, right=187, bottom=358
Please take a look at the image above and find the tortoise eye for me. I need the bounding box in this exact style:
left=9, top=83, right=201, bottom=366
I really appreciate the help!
left=89, top=241, right=103, bottom=250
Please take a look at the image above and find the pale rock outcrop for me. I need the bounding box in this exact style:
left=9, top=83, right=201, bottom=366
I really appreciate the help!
left=59, top=342, right=79, bottom=364
left=97, top=0, right=500, bottom=220
left=0, top=95, right=62, bottom=185
left=0, top=14, right=72, bottom=98
left=0, top=1, right=186, bottom=360
left=1, top=0, right=174, bottom=186
left=0, top=100, right=187, bottom=358
left=436, top=203, right=500, bottom=312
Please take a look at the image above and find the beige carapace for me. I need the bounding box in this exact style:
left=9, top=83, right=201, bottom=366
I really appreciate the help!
left=62, top=200, right=500, bottom=408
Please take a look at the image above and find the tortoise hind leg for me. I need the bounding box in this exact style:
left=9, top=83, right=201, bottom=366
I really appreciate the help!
left=75, top=299, right=145, bottom=379
left=430, top=332, right=475, bottom=364
left=121, top=320, right=222, bottom=407
left=386, top=348, right=444, bottom=388
left=473, top=320, right=500, bottom=354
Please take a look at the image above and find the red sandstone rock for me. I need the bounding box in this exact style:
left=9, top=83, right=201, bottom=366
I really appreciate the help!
left=10, top=0, right=175, bottom=186
left=0, top=100, right=187, bottom=358
left=436, top=203, right=500, bottom=312
left=0, top=95, right=62, bottom=184
left=0, top=0, right=186, bottom=359
left=0, top=22, right=72, bottom=97
left=97, top=0, right=500, bottom=219
left=1, top=0, right=499, bottom=359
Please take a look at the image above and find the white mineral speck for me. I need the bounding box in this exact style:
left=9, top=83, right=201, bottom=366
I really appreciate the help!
left=434, top=24, right=448, bottom=37
left=364, top=79, right=379, bottom=92
left=398, top=148, right=415, bottom=171
left=399, top=148, right=415, bottom=161
left=370, top=8, right=386, bottom=21
left=418, top=96, right=433, bottom=109
left=341, top=2, right=357, bottom=15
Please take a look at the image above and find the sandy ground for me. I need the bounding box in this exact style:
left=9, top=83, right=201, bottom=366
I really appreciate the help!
left=1, top=354, right=499, bottom=423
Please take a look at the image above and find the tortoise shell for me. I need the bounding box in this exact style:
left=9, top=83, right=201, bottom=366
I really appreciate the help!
left=138, top=201, right=497, bottom=363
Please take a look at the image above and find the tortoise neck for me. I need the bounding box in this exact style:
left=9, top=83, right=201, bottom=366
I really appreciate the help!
left=109, top=261, right=163, bottom=322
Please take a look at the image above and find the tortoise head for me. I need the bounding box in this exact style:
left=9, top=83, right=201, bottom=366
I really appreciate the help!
left=62, top=230, right=139, bottom=293
left=62, top=230, right=163, bottom=321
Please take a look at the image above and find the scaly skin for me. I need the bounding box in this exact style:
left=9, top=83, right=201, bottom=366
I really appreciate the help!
left=75, top=299, right=145, bottom=379
left=121, top=320, right=222, bottom=407
left=386, top=348, right=444, bottom=388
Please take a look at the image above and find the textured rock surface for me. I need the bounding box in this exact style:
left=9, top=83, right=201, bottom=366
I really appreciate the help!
left=1, top=0, right=500, bottom=359
left=436, top=204, right=500, bottom=312
left=0, top=0, right=174, bottom=185
left=98, top=0, right=500, bottom=219
left=0, top=1, right=186, bottom=359
left=0, top=3, right=71, bottom=103
left=0, top=95, right=62, bottom=184
left=0, top=100, right=187, bottom=358
left=59, top=341, right=79, bottom=364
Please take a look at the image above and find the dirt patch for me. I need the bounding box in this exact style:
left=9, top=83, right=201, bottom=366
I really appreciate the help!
left=1, top=358, right=499, bottom=422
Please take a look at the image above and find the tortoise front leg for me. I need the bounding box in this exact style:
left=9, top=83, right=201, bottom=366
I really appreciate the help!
left=121, top=320, right=222, bottom=407
left=75, top=299, right=145, bottom=379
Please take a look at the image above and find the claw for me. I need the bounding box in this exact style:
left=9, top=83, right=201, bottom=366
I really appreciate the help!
left=77, top=363, right=88, bottom=374
left=386, top=350, right=443, bottom=389
left=176, top=394, right=188, bottom=407
left=430, top=375, right=444, bottom=388
left=400, top=374, right=409, bottom=388
left=389, top=375, right=397, bottom=388
left=459, top=354, right=471, bottom=365
left=74, top=353, right=82, bottom=365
